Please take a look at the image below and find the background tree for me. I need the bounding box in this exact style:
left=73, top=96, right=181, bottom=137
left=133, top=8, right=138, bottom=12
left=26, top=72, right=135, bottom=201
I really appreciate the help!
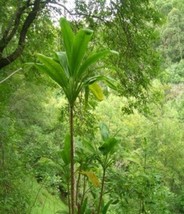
left=156, top=0, right=184, bottom=83
left=71, top=0, right=163, bottom=112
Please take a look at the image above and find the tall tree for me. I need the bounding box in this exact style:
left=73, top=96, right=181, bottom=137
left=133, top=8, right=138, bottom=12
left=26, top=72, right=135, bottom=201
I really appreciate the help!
left=35, top=18, right=117, bottom=213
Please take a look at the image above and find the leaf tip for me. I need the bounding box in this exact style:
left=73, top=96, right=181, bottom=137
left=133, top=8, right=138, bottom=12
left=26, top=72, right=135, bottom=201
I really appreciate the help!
left=83, top=28, right=93, bottom=35
left=110, top=50, right=119, bottom=55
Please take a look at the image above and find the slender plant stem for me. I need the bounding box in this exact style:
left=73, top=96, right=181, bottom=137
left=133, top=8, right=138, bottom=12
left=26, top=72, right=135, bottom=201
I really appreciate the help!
left=69, top=105, right=75, bottom=214
left=97, top=167, right=106, bottom=214
left=76, top=166, right=81, bottom=208
left=67, top=182, right=71, bottom=214
left=80, top=175, right=87, bottom=211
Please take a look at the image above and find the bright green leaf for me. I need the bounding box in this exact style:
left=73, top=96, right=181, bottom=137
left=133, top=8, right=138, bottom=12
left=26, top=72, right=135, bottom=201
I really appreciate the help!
left=71, top=28, right=93, bottom=76
left=60, top=18, right=74, bottom=65
left=36, top=54, right=68, bottom=89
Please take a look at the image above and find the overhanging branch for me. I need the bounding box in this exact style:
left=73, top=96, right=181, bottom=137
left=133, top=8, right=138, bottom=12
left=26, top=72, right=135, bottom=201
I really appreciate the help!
left=0, top=0, right=50, bottom=70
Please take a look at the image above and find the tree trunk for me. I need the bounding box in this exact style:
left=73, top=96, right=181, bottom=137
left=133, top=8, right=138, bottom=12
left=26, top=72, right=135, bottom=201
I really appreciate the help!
left=69, top=105, right=75, bottom=214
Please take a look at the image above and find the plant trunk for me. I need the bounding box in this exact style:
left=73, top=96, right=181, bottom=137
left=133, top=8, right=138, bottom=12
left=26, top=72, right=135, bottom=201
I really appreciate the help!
left=69, top=105, right=75, bottom=214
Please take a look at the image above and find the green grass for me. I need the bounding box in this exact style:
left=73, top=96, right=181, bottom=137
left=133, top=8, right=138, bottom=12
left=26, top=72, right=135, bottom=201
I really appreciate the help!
left=24, top=177, right=68, bottom=214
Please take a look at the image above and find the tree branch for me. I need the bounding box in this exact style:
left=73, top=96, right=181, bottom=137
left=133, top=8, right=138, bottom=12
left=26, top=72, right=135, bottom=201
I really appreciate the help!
left=49, top=1, right=105, bottom=22
left=0, top=68, right=22, bottom=84
left=0, top=6, right=27, bottom=54
left=0, top=0, right=49, bottom=70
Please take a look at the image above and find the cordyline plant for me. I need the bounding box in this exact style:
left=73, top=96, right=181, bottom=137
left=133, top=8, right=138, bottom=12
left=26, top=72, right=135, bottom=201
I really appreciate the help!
left=34, top=18, right=118, bottom=214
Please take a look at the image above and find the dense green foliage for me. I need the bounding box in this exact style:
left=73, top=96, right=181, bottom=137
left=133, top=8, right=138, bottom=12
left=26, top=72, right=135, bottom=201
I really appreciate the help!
left=0, top=0, right=184, bottom=213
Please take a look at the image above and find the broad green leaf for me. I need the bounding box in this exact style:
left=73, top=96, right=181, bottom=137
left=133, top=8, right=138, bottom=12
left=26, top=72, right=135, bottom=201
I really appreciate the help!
left=101, top=76, right=117, bottom=90
left=84, top=75, right=116, bottom=90
left=54, top=51, right=70, bottom=77
left=81, top=171, right=100, bottom=187
left=83, top=75, right=102, bottom=85
left=89, top=82, right=104, bottom=101
left=100, top=123, right=110, bottom=141
left=99, top=137, right=118, bottom=156
left=78, top=50, right=112, bottom=79
left=35, top=63, right=67, bottom=94
left=102, top=200, right=112, bottom=214
left=60, top=18, right=74, bottom=65
left=36, top=54, right=68, bottom=89
left=71, top=28, right=93, bottom=76
left=80, top=197, right=88, bottom=214
left=61, top=134, right=71, bottom=165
